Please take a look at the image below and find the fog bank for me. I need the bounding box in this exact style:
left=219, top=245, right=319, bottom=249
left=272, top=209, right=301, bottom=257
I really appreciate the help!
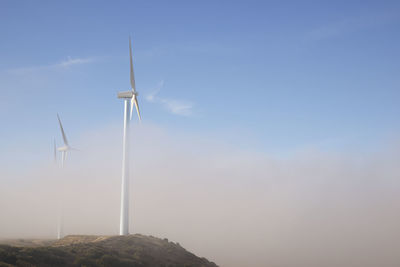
left=1, top=124, right=399, bottom=267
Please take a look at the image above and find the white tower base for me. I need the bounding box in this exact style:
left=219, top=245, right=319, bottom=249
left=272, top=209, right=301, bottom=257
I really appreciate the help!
left=119, top=98, right=130, bottom=235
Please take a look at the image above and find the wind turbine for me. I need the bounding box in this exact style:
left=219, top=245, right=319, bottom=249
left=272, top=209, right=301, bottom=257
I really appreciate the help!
left=117, top=37, right=141, bottom=235
left=55, top=113, right=76, bottom=239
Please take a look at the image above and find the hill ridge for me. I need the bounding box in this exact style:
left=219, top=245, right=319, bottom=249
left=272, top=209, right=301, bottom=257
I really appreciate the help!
left=0, top=234, right=218, bottom=267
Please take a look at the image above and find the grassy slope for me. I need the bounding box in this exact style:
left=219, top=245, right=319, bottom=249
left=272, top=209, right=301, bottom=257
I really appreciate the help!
left=0, top=235, right=218, bottom=267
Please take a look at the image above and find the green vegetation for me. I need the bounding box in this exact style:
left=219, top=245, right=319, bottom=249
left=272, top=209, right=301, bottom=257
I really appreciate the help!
left=0, top=235, right=218, bottom=267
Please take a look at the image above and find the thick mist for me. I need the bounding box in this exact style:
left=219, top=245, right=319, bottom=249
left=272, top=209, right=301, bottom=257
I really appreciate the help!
left=1, top=124, right=399, bottom=267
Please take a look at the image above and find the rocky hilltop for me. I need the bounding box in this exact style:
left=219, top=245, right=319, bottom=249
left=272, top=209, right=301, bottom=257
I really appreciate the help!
left=0, top=234, right=218, bottom=267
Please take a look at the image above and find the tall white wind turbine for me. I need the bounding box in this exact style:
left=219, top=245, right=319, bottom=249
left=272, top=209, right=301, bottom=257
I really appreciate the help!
left=117, top=37, right=141, bottom=235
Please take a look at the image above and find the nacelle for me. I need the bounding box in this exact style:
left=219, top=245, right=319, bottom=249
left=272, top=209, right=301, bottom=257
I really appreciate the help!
left=117, top=91, right=138, bottom=99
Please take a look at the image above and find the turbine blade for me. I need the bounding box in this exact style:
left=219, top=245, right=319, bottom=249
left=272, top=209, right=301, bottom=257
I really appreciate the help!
left=133, top=96, right=141, bottom=122
left=129, top=37, right=136, bottom=92
left=130, top=97, right=134, bottom=120
left=57, top=114, right=69, bottom=146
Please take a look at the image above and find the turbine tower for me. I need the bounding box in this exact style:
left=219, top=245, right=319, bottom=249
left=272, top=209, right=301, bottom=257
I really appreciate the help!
left=53, top=138, right=63, bottom=239
left=117, top=37, right=141, bottom=235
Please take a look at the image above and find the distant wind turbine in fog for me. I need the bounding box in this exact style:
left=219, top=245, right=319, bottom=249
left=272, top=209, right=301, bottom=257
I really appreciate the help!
left=55, top=114, right=77, bottom=239
left=117, top=37, right=142, bottom=235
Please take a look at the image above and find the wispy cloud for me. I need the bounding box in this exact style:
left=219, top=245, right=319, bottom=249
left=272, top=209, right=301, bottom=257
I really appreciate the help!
left=145, top=80, right=194, bottom=116
left=306, top=11, right=399, bottom=41
left=7, top=56, right=94, bottom=75
left=145, top=80, right=164, bottom=102
left=56, top=57, right=93, bottom=68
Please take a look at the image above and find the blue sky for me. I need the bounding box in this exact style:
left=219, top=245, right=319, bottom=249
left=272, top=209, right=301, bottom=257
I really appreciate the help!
left=1, top=1, right=400, bottom=167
